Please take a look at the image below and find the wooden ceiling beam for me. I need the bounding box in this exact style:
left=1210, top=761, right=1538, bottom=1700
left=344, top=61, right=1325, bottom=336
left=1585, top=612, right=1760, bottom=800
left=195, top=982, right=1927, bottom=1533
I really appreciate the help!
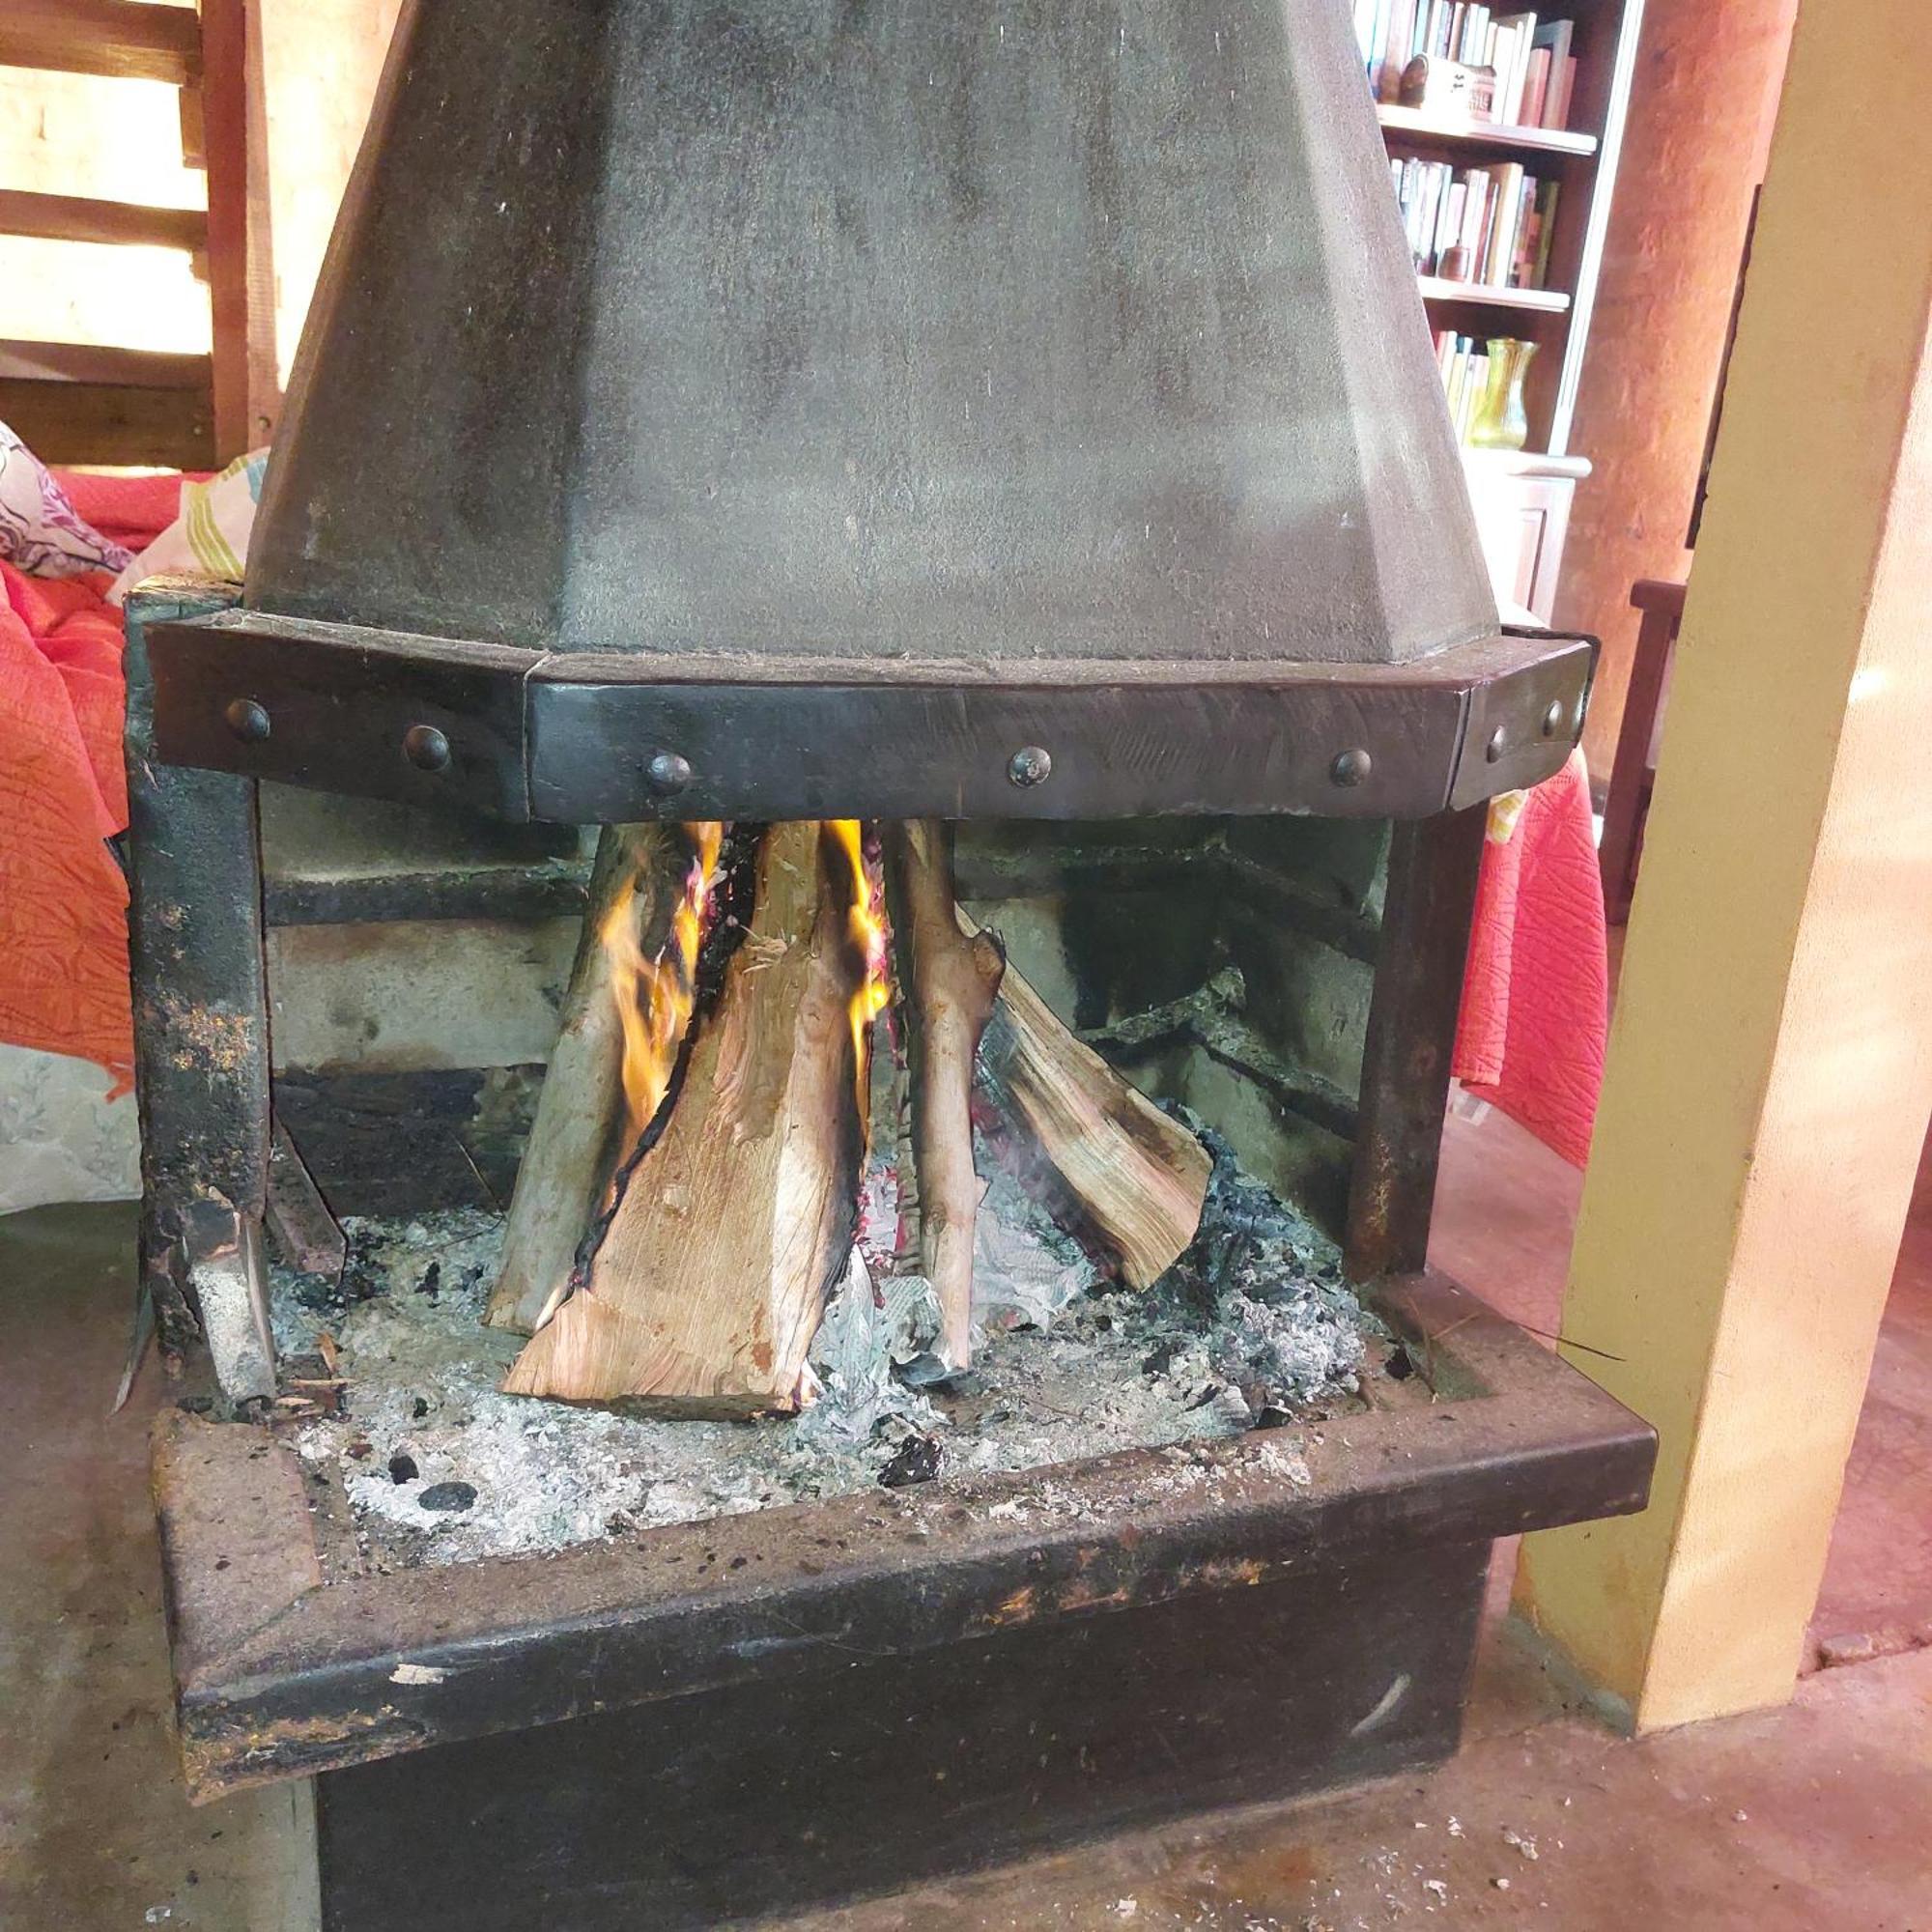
left=0, top=339, right=211, bottom=390
left=0, top=188, right=206, bottom=253
left=0, top=0, right=202, bottom=86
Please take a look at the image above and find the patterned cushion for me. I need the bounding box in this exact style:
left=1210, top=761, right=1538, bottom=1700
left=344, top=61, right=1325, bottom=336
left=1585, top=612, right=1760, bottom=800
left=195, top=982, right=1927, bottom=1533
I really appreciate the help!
left=0, top=420, right=134, bottom=579
left=108, top=448, right=267, bottom=602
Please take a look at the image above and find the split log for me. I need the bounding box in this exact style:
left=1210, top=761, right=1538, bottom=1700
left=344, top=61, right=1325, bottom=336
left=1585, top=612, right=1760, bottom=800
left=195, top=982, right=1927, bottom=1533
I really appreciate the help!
left=484, top=825, right=683, bottom=1335
left=1078, top=966, right=1360, bottom=1142
left=971, top=913, right=1212, bottom=1289
left=502, top=822, right=865, bottom=1413
left=266, top=1117, right=346, bottom=1281
left=883, top=822, right=1007, bottom=1368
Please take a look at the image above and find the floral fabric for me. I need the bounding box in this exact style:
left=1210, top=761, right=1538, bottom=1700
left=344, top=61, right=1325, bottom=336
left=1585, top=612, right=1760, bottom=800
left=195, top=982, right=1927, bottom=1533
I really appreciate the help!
left=0, top=420, right=134, bottom=579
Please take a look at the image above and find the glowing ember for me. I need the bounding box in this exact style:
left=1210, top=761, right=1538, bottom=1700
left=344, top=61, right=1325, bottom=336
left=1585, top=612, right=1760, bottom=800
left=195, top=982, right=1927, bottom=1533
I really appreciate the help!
left=826, top=819, right=893, bottom=1127
left=605, top=822, right=724, bottom=1143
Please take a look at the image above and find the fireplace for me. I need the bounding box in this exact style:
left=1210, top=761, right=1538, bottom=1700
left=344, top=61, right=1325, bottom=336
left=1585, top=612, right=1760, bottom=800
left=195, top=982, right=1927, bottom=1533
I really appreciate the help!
left=128, top=2, right=1653, bottom=1925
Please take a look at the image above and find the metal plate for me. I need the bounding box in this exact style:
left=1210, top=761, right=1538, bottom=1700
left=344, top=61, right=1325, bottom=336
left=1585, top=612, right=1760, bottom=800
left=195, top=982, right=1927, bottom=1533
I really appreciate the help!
left=311, top=1539, right=1489, bottom=1931
left=146, top=611, right=537, bottom=820
left=144, top=610, right=1595, bottom=824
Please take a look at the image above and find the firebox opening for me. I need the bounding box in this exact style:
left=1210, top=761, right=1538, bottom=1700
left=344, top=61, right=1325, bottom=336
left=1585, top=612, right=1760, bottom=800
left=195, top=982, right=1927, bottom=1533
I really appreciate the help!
left=264, top=812, right=1413, bottom=1575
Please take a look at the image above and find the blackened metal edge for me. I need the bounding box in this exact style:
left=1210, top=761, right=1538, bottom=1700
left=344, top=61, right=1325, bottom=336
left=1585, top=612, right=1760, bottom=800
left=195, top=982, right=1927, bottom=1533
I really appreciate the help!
left=1345, top=808, right=1491, bottom=1281
left=144, top=614, right=541, bottom=822
left=1448, top=628, right=1603, bottom=810
left=123, top=582, right=274, bottom=1371
left=155, top=1269, right=1654, bottom=1801
left=142, top=612, right=1594, bottom=824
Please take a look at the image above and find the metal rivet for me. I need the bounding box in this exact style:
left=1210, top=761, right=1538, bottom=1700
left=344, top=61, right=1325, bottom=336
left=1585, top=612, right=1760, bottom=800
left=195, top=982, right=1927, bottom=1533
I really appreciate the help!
left=224, top=697, right=270, bottom=744
left=1008, top=745, right=1053, bottom=788
left=1486, top=725, right=1507, bottom=764
left=1329, top=748, right=1373, bottom=788
left=1541, top=699, right=1567, bottom=739
left=403, top=724, right=451, bottom=773
left=647, top=751, right=694, bottom=796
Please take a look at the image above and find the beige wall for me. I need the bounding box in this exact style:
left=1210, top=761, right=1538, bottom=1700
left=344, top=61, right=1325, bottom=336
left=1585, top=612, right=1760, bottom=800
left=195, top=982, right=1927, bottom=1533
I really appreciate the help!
left=0, top=68, right=209, bottom=353
left=260, top=0, right=404, bottom=385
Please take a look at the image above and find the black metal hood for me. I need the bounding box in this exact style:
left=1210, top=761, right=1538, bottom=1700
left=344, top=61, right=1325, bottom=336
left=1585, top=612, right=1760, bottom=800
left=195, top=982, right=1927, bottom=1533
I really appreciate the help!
left=145, top=0, right=1591, bottom=821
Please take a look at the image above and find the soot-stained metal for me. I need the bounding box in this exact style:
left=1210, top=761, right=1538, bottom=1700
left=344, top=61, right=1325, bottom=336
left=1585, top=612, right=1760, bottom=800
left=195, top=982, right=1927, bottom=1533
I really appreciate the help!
left=136, top=0, right=1591, bottom=827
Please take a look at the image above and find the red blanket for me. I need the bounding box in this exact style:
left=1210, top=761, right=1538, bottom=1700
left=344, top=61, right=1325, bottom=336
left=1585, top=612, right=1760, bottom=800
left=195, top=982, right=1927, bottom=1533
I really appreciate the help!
left=0, top=475, right=181, bottom=1090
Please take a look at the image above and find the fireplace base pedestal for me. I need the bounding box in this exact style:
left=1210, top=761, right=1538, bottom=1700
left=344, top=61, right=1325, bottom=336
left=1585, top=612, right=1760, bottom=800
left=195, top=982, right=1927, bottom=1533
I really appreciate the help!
left=313, top=1537, right=1488, bottom=1932
left=154, top=1276, right=1652, bottom=1932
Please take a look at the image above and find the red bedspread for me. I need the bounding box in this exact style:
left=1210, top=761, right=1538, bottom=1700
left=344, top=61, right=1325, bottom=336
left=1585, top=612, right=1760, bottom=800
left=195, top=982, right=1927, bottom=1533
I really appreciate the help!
left=1, top=474, right=181, bottom=1090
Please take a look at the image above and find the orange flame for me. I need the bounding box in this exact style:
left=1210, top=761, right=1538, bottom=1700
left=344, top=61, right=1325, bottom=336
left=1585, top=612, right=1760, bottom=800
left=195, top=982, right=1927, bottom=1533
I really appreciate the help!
left=826, top=819, right=893, bottom=1128
left=605, top=822, right=724, bottom=1142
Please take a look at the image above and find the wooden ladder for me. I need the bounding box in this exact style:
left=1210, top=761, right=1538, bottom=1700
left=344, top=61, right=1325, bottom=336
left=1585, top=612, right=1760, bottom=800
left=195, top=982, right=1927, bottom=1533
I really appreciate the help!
left=0, top=0, right=275, bottom=468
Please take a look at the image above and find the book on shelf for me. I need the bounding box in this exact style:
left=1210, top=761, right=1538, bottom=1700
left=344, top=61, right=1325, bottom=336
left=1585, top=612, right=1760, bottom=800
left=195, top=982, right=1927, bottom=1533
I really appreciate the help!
left=1391, top=156, right=1560, bottom=290
left=1350, top=0, right=1580, bottom=131
left=1530, top=18, right=1579, bottom=128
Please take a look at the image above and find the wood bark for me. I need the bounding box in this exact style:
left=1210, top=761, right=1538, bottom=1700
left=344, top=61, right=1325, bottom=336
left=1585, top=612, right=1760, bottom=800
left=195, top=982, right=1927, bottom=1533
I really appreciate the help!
left=973, top=915, right=1212, bottom=1289
left=883, top=822, right=1007, bottom=1369
left=485, top=825, right=681, bottom=1334
left=502, top=823, right=864, bottom=1413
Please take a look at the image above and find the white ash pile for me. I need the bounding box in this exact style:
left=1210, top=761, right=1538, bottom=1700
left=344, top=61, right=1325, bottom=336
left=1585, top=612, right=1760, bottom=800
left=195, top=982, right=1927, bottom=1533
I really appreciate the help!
left=1148, top=1123, right=1379, bottom=1422
left=266, top=1128, right=1381, bottom=1573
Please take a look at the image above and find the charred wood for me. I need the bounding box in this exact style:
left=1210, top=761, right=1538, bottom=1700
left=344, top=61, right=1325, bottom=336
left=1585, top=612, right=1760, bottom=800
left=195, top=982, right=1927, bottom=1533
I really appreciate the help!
left=486, top=826, right=685, bottom=1335
left=1079, top=968, right=1361, bottom=1143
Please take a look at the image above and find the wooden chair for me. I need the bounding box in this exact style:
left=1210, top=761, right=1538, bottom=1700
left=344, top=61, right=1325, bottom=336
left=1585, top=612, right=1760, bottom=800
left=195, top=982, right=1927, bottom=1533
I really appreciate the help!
left=0, top=0, right=276, bottom=468
left=1597, top=577, right=1688, bottom=923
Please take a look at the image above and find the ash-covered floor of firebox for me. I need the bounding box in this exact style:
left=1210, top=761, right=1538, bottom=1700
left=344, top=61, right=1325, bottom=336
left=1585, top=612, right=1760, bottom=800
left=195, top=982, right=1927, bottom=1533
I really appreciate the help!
left=269, top=1133, right=1402, bottom=1574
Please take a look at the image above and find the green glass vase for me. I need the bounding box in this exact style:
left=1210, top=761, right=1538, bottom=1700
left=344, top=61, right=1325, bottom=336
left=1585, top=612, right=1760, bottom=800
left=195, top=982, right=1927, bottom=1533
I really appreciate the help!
left=1467, top=337, right=1537, bottom=451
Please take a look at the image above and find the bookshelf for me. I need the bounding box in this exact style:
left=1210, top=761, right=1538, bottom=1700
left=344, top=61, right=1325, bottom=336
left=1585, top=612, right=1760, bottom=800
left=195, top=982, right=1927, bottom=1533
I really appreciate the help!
left=1363, top=0, right=1645, bottom=456
left=1355, top=0, right=1647, bottom=616
left=1378, top=103, right=1600, bottom=159
left=1415, top=274, right=1571, bottom=313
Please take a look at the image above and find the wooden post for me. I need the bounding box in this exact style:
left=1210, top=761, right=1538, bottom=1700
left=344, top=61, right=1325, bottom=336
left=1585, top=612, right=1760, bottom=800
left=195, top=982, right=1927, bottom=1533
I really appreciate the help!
left=1515, top=0, right=1932, bottom=1731
left=1596, top=579, right=1685, bottom=924
left=200, top=0, right=279, bottom=455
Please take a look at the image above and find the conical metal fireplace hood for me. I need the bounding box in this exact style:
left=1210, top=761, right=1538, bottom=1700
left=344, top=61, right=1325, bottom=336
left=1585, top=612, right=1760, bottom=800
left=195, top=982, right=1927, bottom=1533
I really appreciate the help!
left=147, top=0, right=1594, bottom=823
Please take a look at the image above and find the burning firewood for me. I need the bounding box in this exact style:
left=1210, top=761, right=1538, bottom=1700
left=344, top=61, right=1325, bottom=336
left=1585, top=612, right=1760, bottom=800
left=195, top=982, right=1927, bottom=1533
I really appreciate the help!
left=883, top=821, right=1008, bottom=1369
left=484, top=824, right=694, bottom=1335
left=501, top=822, right=870, bottom=1413
left=493, top=810, right=1208, bottom=1410
left=972, top=912, right=1212, bottom=1291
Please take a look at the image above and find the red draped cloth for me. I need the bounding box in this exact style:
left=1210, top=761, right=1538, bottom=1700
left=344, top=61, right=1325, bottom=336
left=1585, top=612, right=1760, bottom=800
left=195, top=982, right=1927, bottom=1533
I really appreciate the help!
left=1453, top=748, right=1609, bottom=1167
left=0, top=476, right=182, bottom=1091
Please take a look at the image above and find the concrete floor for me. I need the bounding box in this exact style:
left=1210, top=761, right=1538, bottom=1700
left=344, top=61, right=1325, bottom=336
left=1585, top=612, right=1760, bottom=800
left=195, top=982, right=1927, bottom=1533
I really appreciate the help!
left=809, top=1640, right=1932, bottom=1929
left=2, top=1110, right=1929, bottom=1929
left=0, top=1203, right=316, bottom=1932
